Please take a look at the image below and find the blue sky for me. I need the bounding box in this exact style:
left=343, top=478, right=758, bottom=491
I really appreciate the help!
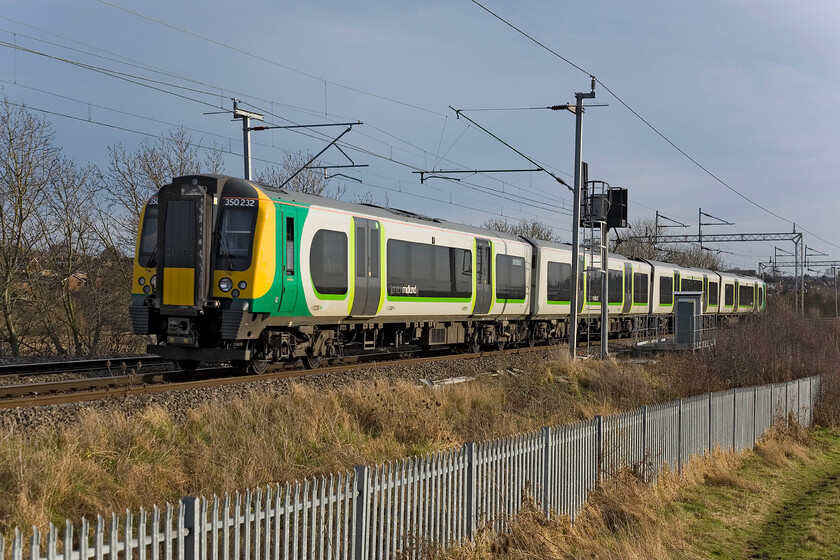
left=1, top=0, right=838, bottom=271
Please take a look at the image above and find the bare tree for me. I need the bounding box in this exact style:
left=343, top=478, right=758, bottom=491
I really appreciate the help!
left=102, top=128, right=225, bottom=258
left=0, top=98, right=63, bottom=356
left=481, top=217, right=561, bottom=242
left=27, top=161, right=111, bottom=355
left=612, top=218, right=725, bottom=270
left=353, top=191, right=390, bottom=207
left=255, top=151, right=346, bottom=199
left=610, top=218, right=660, bottom=260
left=662, top=244, right=726, bottom=270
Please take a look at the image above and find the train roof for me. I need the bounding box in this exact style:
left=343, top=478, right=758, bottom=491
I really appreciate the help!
left=522, top=236, right=635, bottom=262
left=252, top=178, right=526, bottom=243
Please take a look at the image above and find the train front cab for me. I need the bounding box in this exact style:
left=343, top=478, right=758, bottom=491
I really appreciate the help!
left=131, top=175, right=287, bottom=366
left=130, top=176, right=220, bottom=354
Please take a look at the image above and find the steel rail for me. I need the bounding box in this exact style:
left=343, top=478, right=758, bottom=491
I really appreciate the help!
left=0, top=355, right=170, bottom=378
left=0, top=345, right=565, bottom=410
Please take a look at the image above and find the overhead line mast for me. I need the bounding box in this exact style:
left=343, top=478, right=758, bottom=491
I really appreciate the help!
left=213, top=99, right=366, bottom=182
left=568, top=78, right=596, bottom=359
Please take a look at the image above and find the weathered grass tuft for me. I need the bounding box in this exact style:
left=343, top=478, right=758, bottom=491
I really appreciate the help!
left=755, top=420, right=814, bottom=468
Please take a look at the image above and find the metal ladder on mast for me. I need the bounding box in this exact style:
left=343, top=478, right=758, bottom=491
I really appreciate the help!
left=580, top=181, right=610, bottom=357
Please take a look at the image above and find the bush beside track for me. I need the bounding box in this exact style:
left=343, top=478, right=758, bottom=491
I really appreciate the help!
left=1, top=307, right=838, bottom=541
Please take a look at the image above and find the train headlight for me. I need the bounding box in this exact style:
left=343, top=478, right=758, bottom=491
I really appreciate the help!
left=143, top=285, right=151, bottom=294
left=238, top=281, right=247, bottom=290
left=231, top=289, right=240, bottom=298
left=138, top=277, right=146, bottom=286
left=150, top=275, right=156, bottom=289
left=219, top=277, right=233, bottom=292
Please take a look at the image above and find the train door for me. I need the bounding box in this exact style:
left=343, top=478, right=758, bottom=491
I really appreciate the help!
left=350, top=218, right=381, bottom=316
left=474, top=238, right=492, bottom=315
left=158, top=186, right=213, bottom=310
left=703, top=274, right=709, bottom=312
left=674, top=271, right=681, bottom=292
left=277, top=208, right=299, bottom=314
left=622, top=263, right=633, bottom=313
left=734, top=281, right=740, bottom=308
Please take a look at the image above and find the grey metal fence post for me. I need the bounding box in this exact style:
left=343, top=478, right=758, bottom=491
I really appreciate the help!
left=753, top=387, right=758, bottom=447
left=677, top=399, right=683, bottom=474
left=708, top=392, right=712, bottom=454
left=641, top=406, right=648, bottom=482
left=732, top=388, right=737, bottom=452
left=785, top=382, right=790, bottom=426
left=181, top=497, right=198, bottom=560
left=595, top=415, right=603, bottom=484
left=463, top=442, right=476, bottom=539
left=353, top=465, right=369, bottom=560
left=540, top=427, right=551, bottom=518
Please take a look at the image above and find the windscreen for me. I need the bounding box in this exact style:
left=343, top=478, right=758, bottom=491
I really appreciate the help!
left=216, top=203, right=256, bottom=271
left=138, top=197, right=158, bottom=268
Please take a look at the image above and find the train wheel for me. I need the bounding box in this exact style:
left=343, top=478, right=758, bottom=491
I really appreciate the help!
left=526, top=325, right=537, bottom=347
left=467, top=332, right=481, bottom=354
left=496, top=340, right=506, bottom=351
left=249, top=360, right=269, bottom=374
left=303, top=355, right=321, bottom=369
left=177, top=360, right=201, bottom=372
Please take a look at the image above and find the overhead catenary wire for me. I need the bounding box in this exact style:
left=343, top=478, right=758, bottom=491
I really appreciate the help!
left=238, top=98, right=574, bottom=214
left=0, top=16, right=578, bottom=232
left=3, top=6, right=824, bottom=264
left=5, top=7, right=577, bottom=201
left=470, top=0, right=840, bottom=252
left=5, top=91, right=571, bottom=229
left=93, top=0, right=447, bottom=117
left=0, top=25, right=575, bottom=211
left=450, top=106, right=570, bottom=189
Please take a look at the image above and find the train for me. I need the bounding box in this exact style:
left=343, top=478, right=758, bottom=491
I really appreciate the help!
left=129, top=174, right=766, bottom=371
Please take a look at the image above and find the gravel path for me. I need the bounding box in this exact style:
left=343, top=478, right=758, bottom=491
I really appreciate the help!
left=0, top=347, right=567, bottom=434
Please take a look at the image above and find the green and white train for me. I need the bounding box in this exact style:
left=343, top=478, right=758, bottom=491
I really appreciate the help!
left=130, top=175, right=766, bottom=371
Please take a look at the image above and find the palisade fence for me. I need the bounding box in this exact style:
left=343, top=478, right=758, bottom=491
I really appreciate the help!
left=2, top=376, right=820, bottom=560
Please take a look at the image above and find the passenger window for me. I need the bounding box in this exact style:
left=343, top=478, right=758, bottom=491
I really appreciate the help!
left=285, top=217, right=294, bottom=276
left=495, top=254, right=526, bottom=300
left=633, top=273, right=649, bottom=304
left=659, top=276, right=673, bottom=305
left=356, top=226, right=365, bottom=277
left=608, top=270, right=623, bottom=303
left=369, top=228, right=379, bottom=278
left=547, top=261, right=572, bottom=302
left=708, top=283, right=719, bottom=305
left=310, top=230, right=348, bottom=295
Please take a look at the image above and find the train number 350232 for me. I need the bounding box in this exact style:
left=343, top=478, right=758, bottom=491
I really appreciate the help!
left=223, top=198, right=256, bottom=207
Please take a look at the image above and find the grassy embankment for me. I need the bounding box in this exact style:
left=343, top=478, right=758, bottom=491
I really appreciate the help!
left=0, top=304, right=837, bottom=543
left=443, top=425, right=840, bottom=559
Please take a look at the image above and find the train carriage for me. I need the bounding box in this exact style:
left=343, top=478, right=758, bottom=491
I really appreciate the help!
left=131, top=175, right=536, bottom=369
left=130, top=174, right=767, bottom=370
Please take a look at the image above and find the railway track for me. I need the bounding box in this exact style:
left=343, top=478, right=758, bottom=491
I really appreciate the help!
left=0, top=345, right=564, bottom=410
left=0, top=355, right=171, bottom=378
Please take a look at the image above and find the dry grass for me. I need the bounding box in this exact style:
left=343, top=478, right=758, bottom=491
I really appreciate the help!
left=754, top=420, right=815, bottom=468
left=0, top=356, right=670, bottom=535
left=442, top=423, right=824, bottom=560
left=656, top=305, right=840, bottom=396
left=0, top=306, right=835, bottom=541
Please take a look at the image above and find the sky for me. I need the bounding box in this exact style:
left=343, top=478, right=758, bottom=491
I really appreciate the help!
left=1, top=0, right=838, bottom=272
